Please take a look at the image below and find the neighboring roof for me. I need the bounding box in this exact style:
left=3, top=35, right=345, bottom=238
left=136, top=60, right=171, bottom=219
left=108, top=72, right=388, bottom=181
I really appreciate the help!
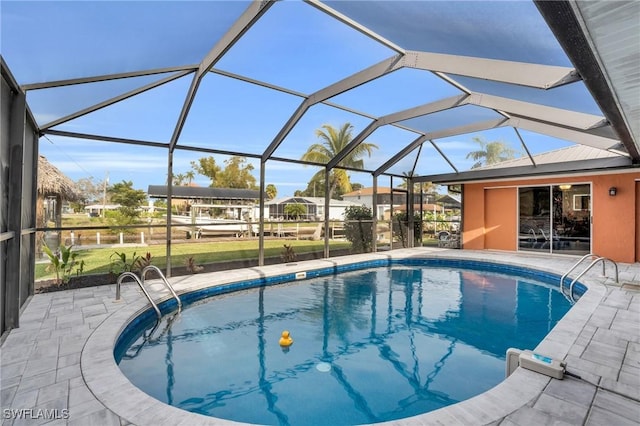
left=148, top=185, right=261, bottom=200
left=476, top=145, right=624, bottom=170
left=266, top=197, right=359, bottom=207
left=342, top=187, right=406, bottom=197
left=437, top=194, right=461, bottom=208
left=37, top=155, right=81, bottom=201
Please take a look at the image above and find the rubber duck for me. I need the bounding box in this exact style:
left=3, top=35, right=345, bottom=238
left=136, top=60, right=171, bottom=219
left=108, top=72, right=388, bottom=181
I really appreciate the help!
left=279, top=330, right=293, bottom=347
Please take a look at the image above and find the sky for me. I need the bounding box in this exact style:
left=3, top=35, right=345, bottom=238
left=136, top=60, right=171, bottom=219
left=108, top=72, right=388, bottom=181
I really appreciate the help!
left=1, top=1, right=602, bottom=198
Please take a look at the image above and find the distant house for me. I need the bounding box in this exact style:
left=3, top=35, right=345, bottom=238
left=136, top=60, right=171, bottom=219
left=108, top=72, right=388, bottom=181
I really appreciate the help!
left=84, top=204, right=121, bottom=217
left=342, top=187, right=444, bottom=220
left=263, top=197, right=360, bottom=221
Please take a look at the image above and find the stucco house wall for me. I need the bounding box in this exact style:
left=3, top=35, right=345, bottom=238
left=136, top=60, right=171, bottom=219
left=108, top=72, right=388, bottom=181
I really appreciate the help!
left=462, top=171, right=640, bottom=263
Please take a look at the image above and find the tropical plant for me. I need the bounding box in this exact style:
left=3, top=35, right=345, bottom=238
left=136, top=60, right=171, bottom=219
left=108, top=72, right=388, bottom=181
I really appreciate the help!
left=392, top=211, right=423, bottom=247
left=284, top=203, right=307, bottom=220
left=281, top=244, right=297, bottom=263
left=185, top=256, right=204, bottom=273
left=185, top=170, right=196, bottom=185
left=301, top=123, right=377, bottom=199
left=265, top=184, right=278, bottom=200
left=173, top=173, right=187, bottom=186
left=400, top=171, right=439, bottom=195
left=104, top=209, right=138, bottom=234
left=466, top=136, right=518, bottom=169
left=109, top=251, right=142, bottom=276
left=133, top=252, right=153, bottom=273
left=43, top=244, right=85, bottom=285
left=343, top=205, right=374, bottom=253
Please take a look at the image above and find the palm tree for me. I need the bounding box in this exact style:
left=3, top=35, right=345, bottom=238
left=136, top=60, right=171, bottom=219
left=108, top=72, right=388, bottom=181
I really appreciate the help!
left=400, top=171, right=438, bottom=195
left=466, top=136, right=518, bottom=169
left=173, top=173, right=186, bottom=186
left=185, top=171, right=195, bottom=185
left=265, top=184, right=277, bottom=200
left=301, top=123, right=377, bottom=199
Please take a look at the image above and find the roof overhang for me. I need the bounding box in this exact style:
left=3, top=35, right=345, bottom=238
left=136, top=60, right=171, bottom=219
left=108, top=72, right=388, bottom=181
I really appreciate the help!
left=535, top=0, right=640, bottom=161
left=418, top=156, right=636, bottom=185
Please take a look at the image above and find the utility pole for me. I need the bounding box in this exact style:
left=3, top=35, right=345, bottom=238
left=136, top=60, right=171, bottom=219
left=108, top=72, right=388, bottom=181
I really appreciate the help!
left=102, top=171, right=109, bottom=218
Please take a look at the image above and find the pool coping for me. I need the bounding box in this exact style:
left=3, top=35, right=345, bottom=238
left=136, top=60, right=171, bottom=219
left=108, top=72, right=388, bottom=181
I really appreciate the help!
left=81, top=249, right=609, bottom=426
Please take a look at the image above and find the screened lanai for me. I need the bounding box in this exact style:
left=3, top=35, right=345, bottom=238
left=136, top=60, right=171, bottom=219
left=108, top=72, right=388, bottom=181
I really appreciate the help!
left=1, top=1, right=639, bottom=335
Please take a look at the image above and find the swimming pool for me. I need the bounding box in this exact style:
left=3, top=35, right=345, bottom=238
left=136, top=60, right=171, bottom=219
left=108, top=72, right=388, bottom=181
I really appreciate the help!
left=115, top=258, right=580, bottom=425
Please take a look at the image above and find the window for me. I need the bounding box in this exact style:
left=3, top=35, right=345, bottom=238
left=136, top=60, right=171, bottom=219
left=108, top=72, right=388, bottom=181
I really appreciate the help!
left=573, top=194, right=591, bottom=211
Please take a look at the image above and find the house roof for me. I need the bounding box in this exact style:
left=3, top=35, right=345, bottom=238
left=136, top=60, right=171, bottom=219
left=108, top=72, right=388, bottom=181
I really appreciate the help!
left=420, top=145, right=636, bottom=184
left=266, top=196, right=359, bottom=207
left=148, top=185, right=261, bottom=200
left=342, top=187, right=405, bottom=197
left=37, top=156, right=81, bottom=201
left=476, top=145, right=624, bottom=170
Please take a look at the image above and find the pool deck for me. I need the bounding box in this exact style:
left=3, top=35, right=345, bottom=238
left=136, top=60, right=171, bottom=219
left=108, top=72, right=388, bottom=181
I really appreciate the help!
left=1, top=248, right=639, bottom=425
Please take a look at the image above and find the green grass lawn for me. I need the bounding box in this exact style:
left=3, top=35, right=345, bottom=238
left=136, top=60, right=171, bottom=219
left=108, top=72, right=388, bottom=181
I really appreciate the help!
left=35, top=239, right=351, bottom=280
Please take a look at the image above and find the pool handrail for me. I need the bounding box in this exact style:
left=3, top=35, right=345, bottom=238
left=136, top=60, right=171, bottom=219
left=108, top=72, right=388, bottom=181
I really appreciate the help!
left=116, top=272, right=162, bottom=320
left=141, top=265, right=182, bottom=312
left=568, top=257, right=618, bottom=303
left=560, top=253, right=595, bottom=296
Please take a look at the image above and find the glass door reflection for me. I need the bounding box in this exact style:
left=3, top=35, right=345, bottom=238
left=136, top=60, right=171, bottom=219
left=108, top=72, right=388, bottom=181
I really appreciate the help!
left=518, top=184, right=590, bottom=255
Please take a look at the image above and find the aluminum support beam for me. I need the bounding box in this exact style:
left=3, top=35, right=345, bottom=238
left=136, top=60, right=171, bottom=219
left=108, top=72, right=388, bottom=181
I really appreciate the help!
left=467, top=92, right=610, bottom=131
left=404, top=50, right=581, bottom=89
left=323, top=168, right=330, bottom=259
left=21, top=65, right=199, bottom=91
left=379, top=94, right=470, bottom=125
left=419, top=118, right=508, bottom=141
left=374, top=135, right=428, bottom=177
left=5, top=87, right=26, bottom=331
left=305, top=0, right=405, bottom=54
left=372, top=176, right=378, bottom=252
left=165, top=151, right=174, bottom=277
left=42, top=129, right=169, bottom=149
left=327, top=121, right=379, bottom=170
left=261, top=54, right=404, bottom=161
left=429, top=140, right=459, bottom=174
left=505, top=117, right=623, bottom=151
left=328, top=94, right=469, bottom=170
left=41, top=70, right=192, bottom=131
left=259, top=161, right=266, bottom=266
left=169, top=0, right=274, bottom=152
left=513, top=128, right=536, bottom=167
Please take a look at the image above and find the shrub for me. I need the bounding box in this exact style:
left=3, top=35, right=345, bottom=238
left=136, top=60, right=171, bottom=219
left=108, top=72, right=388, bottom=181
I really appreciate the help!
left=281, top=244, right=297, bottom=263
left=109, top=251, right=141, bottom=276
left=392, top=211, right=423, bottom=247
left=43, top=244, right=85, bottom=285
left=185, top=256, right=204, bottom=273
left=343, top=205, right=374, bottom=253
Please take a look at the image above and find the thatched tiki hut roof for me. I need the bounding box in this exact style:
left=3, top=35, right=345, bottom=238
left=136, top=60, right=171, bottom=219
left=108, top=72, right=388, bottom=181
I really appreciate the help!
left=37, top=156, right=81, bottom=232
left=37, top=155, right=81, bottom=201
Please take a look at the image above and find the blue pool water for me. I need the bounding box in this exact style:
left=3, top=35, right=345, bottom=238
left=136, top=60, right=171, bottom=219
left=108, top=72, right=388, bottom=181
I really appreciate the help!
left=116, top=261, right=577, bottom=425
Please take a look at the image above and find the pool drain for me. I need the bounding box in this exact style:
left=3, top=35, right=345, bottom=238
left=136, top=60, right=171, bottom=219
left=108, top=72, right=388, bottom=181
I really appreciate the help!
left=316, top=362, right=331, bottom=372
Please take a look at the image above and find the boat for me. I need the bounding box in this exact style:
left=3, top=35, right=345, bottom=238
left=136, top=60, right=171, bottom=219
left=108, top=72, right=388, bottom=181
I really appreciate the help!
left=171, top=215, right=258, bottom=238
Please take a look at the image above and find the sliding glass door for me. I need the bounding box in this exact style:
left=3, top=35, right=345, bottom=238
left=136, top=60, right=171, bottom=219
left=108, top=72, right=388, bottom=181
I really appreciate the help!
left=518, top=184, right=591, bottom=254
